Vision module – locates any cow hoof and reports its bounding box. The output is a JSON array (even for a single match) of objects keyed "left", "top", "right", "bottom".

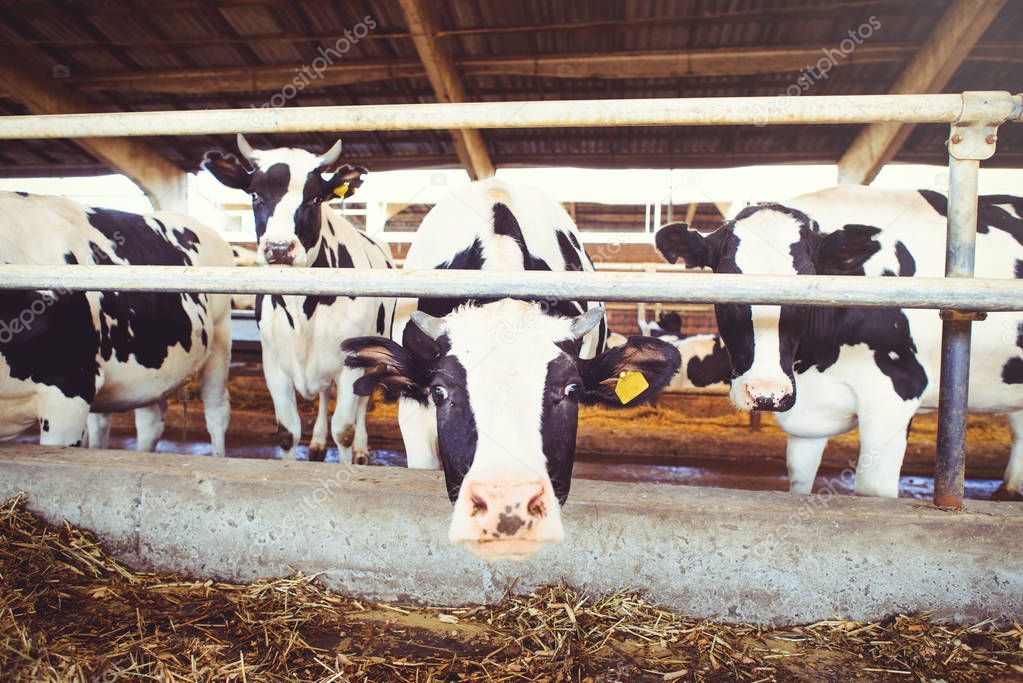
[
  {"left": 308, "top": 443, "right": 328, "bottom": 462},
  {"left": 992, "top": 484, "right": 1023, "bottom": 502},
  {"left": 353, "top": 450, "right": 370, "bottom": 466}
]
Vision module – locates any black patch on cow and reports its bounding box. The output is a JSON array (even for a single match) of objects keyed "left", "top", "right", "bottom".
[
  {"left": 82, "top": 210, "right": 206, "bottom": 369},
  {"left": 40, "top": 419, "right": 49, "bottom": 432},
  {"left": 919, "top": 189, "right": 948, "bottom": 217},
  {"left": 895, "top": 241, "right": 916, "bottom": 276},
  {"left": 432, "top": 355, "right": 479, "bottom": 503},
  {"left": 248, "top": 163, "right": 290, "bottom": 240},
  {"left": 15, "top": 191, "right": 27, "bottom": 197},
  {"left": 1015, "top": 260, "right": 1023, "bottom": 279},
  {"left": 302, "top": 240, "right": 355, "bottom": 318},
  {"left": 595, "top": 316, "right": 607, "bottom": 355},
  {"left": 0, "top": 289, "right": 99, "bottom": 401},
  {"left": 687, "top": 337, "right": 733, "bottom": 387},
  {"left": 814, "top": 224, "right": 881, "bottom": 276},
  {"left": 63, "top": 253, "right": 77, "bottom": 265},
  {"left": 540, "top": 352, "right": 582, "bottom": 504},
  {"left": 375, "top": 303, "right": 386, "bottom": 334},
  {"left": 265, "top": 295, "right": 294, "bottom": 328},
  {"left": 555, "top": 230, "right": 584, "bottom": 271},
  {"left": 568, "top": 231, "right": 582, "bottom": 250},
  {"left": 1002, "top": 358, "right": 1023, "bottom": 384},
  {"left": 493, "top": 203, "right": 551, "bottom": 270},
  {"left": 418, "top": 238, "right": 488, "bottom": 319},
  {"left": 652, "top": 312, "right": 683, "bottom": 338},
  {"left": 796, "top": 306, "right": 927, "bottom": 401}
]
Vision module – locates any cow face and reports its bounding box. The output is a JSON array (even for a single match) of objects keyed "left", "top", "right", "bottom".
[
  {"left": 202, "top": 134, "right": 366, "bottom": 266},
  {"left": 343, "top": 299, "right": 680, "bottom": 561},
  {"left": 656, "top": 207, "right": 879, "bottom": 412}
]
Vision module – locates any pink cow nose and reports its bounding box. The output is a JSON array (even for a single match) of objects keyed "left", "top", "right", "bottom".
[
  {"left": 466, "top": 479, "right": 549, "bottom": 540},
  {"left": 744, "top": 380, "right": 793, "bottom": 411},
  {"left": 263, "top": 239, "right": 297, "bottom": 265}
]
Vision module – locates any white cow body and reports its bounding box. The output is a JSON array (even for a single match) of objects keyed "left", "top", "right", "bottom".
[
  {"left": 657, "top": 185, "right": 1023, "bottom": 497},
  {"left": 0, "top": 191, "right": 233, "bottom": 454}
]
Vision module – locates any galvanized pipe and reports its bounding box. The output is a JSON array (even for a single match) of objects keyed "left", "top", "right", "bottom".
[
  {"left": 0, "top": 265, "right": 1021, "bottom": 310},
  {"left": 934, "top": 155, "right": 981, "bottom": 509},
  {"left": 0, "top": 93, "right": 1019, "bottom": 139}
]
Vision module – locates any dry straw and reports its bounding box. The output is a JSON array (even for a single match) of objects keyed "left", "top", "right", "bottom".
[{"left": 2, "top": 493, "right": 1021, "bottom": 682}]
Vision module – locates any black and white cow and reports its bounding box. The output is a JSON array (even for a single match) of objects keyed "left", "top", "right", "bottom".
[
  {"left": 656, "top": 185, "right": 1023, "bottom": 497},
  {"left": 342, "top": 179, "right": 680, "bottom": 560},
  {"left": 203, "top": 135, "right": 394, "bottom": 463},
  {"left": 662, "top": 333, "right": 731, "bottom": 392},
  {"left": 0, "top": 191, "right": 233, "bottom": 452}
]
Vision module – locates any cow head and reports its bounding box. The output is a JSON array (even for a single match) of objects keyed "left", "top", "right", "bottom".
[
  {"left": 343, "top": 299, "right": 680, "bottom": 561},
  {"left": 656, "top": 207, "right": 880, "bottom": 412},
  {"left": 202, "top": 134, "right": 366, "bottom": 266}
]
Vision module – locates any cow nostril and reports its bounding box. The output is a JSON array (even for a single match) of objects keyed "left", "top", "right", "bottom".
[
  {"left": 470, "top": 494, "right": 488, "bottom": 516},
  {"left": 527, "top": 491, "right": 547, "bottom": 519}
]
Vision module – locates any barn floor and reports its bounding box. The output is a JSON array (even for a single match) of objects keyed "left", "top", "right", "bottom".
[
  {"left": 98, "top": 371, "right": 1017, "bottom": 501},
  {"left": 3, "top": 493, "right": 1022, "bottom": 683}
]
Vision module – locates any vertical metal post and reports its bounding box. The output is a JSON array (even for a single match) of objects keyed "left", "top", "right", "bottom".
[
  {"left": 932, "top": 93, "right": 1012, "bottom": 508},
  {"left": 934, "top": 153, "right": 979, "bottom": 508}
]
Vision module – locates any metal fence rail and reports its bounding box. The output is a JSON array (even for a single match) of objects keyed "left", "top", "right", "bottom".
[
  {"left": 0, "top": 92, "right": 1019, "bottom": 138},
  {"left": 1, "top": 265, "right": 1020, "bottom": 310},
  {"left": 1, "top": 90, "right": 1022, "bottom": 509}
]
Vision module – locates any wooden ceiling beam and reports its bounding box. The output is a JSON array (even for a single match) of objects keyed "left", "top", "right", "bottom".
[
  {"left": 395, "top": 0, "right": 493, "bottom": 180},
  {"left": 0, "top": 46, "right": 188, "bottom": 210},
  {"left": 66, "top": 43, "right": 1019, "bottom": 95},
  {"left": 836, "top": 0, "right": 1007, "bottom": 185}
]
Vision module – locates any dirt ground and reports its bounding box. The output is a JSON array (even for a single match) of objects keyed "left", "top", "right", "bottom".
[{"left": 96, "top": 370, "right": 1018, "bottom": 501}]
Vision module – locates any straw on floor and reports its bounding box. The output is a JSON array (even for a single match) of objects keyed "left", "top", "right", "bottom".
[{"left": 1, "top": 493, "right": 1021, "bottom": 682}]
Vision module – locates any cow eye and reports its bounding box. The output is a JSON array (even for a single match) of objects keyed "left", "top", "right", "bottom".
[
  {"left": 311, "top": 195, "right": 323, "bottom": 205},
  {"left": 250, "top": 192, "right": 262, "bottom": 204},
  {"left": 431, "top": 385, "right": 449, "bottom": 403},
  {"left": 563, "top": 383, "right": 579, "bottom": 399}
]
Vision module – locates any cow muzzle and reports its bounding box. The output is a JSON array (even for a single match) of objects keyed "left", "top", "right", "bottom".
[
  {"left": 261, "top": 239, "right": 300, "bottom": 266},
  {"left": 449, "top": 477, "right": 564, "bottom": 561},
  {"left": 735, "top": 379, "right": 795, "bottom": 412}
]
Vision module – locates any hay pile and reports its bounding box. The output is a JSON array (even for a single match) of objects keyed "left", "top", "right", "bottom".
[{"left": 2, "top": 495, "right": 1021, "bottom": 682}]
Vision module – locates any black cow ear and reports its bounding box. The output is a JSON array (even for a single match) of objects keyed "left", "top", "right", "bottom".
[
  {"left": 324, "top": 165, "right": 368, "bottom": 201},
  {"left": 655, "top": 221, "right": 721, "bottom": 269},
  {"left": 202, "top": 151, "right": 252, "bottom": 191},
  {"left": 342, "top": 336, "right": 428, "bottom": 402},
  {"left": 815, "top": 224, "right": 882, "bottom": 275},
  {"left": 578, "top": 336, "right": 681, "bottom": 407}
]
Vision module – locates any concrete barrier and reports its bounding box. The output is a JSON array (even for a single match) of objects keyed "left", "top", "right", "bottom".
[{"left": 1, "top": 445, "right": 1021, "bottom": 625}]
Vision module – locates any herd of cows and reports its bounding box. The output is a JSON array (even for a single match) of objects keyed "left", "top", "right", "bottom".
[{"left": 1, "top": 134, "right": 1022, "bottom": 560}]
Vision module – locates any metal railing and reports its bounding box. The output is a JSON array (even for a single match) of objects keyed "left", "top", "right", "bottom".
[{"left": 1, "top": 90, "right": 1022, "bottom": 508}]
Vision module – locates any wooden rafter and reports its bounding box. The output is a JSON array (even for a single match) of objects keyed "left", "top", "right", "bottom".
[
  {"left": 395, "top": 0, "right": 494, "bottom": 180},
  {"left": 837, "top": 0, "right": 1007, "bottom": 185}
]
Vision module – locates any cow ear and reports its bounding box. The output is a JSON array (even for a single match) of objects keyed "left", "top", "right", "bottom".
[
  {"left": 655, "top": 221, "right": 720, "bottom": 269},
  {"left": 578, "top": 336, "right": 681, "bottom": 407},
  {"left": 342, "top": 336, "right": 428, "bottom": 402},
  {"left": 815, "top": 224, "right": 882, "bottom": 275},
  {"left": 324, "top": 165, "right": 368, "bottom": 201},
  {"left": 202, "top": 151, "right": 252, "bottom": 191}
]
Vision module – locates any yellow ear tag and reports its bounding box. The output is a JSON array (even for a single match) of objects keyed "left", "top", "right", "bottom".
[
  {"left": 614, "top": 371, "right": 649, "bottom": 405},
  {"left": 332, "top": 183, "right": 350, "bottom": 198}
]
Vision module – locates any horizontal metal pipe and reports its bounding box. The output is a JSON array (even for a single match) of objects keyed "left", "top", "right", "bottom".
[
  {"left": 391, "top": 259, "right": 697, "bottom": 273},
  {"left": 0, "top": 93, "right": 1020, "bottom": 139},
  {"left": 1, "top": 265, "right": 1021, "bottom": 310}
]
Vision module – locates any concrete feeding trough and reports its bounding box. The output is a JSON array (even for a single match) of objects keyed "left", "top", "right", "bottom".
[{"left": 1, "top": 445, "right": 1021, "bottom": 625}]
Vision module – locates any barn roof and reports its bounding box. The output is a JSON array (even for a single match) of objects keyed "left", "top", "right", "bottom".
[{"left": 0, "top": 0, "right": 1020, "bottom": 179}]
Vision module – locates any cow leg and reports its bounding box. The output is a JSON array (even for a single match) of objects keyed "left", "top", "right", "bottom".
[
  {"left": 398, "top": 396, "right": 440, "bottom": 469},
  {"left": 198, "top": 317, "right": 231, "bottom": 457},
  {"left": 786, "top": 436, "right": 828, "bottom": 494},
  {"left": 262, "top": 350, "right": 301, "bottom": 460},
  {"left": 86, "top": 413, "right": 112, "bottom": 449},
  {"left": 135, "top": 401, "right": 168, "bottom": 452},
  {"left": 331, "top": 366, "right": 364, "bottom": 465},
  {"left": 852, "top": 403, "right": 917, "bottom": 498},
  {"left": 38, "top": 394, "right": 90, "bottom": 448},
  {"left": 353, "top": 395, "right": 370, "bottom": 465},
  {"left": 308, "top": 389, "right": 331, "bottom": 462},
  {"left": 1004, "top": 410, "right": 1023, "bottom": 495}
]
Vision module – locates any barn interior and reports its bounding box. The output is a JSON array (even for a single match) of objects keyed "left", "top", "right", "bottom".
[
  {"left": 2, "top": 4, "right": 1023, "bottom": 677},
  {"left": 1, "top": 0, "right": 1021, "bottom": 496}
]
